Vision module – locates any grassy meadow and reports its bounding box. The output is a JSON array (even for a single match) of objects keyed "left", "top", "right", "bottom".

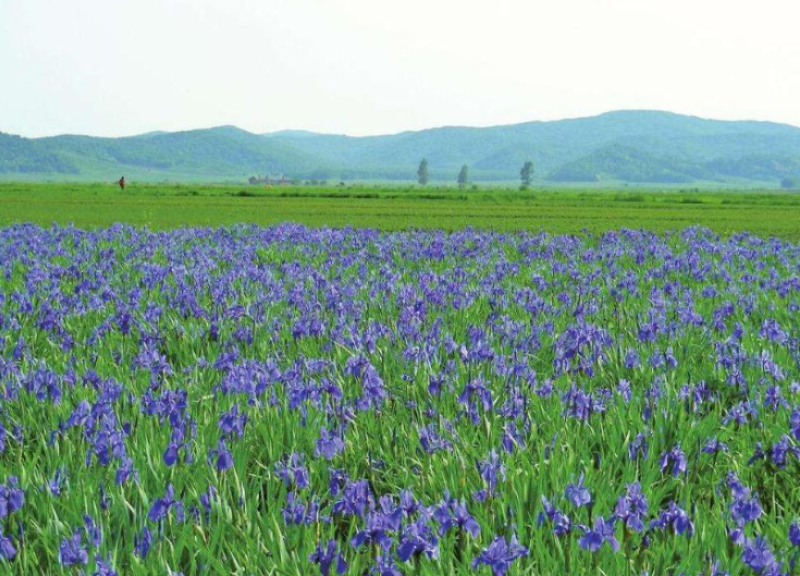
[
  {"left": 0, "top": 182, "right": 799, "bottom": 575},
  {"left": 0, "top": 224, "right": 799, "bottom": 575},
  {"left": 0, "top": 182, "right": 798, "bottom": 238}
]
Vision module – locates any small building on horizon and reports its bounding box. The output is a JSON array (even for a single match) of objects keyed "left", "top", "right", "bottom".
[{"left": 248, "top": 174, "right": 293, "bottom": 186}]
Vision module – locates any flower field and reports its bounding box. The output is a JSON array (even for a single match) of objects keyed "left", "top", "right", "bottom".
[{"left": 1, "top": 223, "right": 799, "bottom": 575}]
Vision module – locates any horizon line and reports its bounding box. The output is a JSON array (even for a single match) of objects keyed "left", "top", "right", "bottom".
[{"left": 4, "top": 108, "right": 800, "bottom": 141}]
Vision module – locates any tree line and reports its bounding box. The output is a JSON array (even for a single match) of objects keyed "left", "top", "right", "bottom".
[{"left": 417, "top": 159, "right": 535, "bottom": 190}]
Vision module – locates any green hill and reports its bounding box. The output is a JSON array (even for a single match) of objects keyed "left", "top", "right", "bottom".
[
  {"left": 1, "top": 126, "right": 327, "bottom": 181},
  {"left": 264, "top": 110, "right": 800, "bottom": 183},
  {"left": 547, "top": 145, "right": 710, "bottom": 184},
  {"left": 0, "top": 133, "right": 80, "bottom": 174},
  {"left": 4, "top": 111, "right": 800, "bottom": 184}
]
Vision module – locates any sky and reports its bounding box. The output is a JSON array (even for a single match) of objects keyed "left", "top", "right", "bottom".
[{"left": 1, "top": 0, "right": 800, "bottom": 138}]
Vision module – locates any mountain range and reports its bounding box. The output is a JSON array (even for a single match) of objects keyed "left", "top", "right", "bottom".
[{"left": 3, "top": 110, "right": 800, "bottom": 185}]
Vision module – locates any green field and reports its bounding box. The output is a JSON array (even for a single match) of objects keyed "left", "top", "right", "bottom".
[{"left": 0, "top": 182, "right": 799, "bottom": 238}]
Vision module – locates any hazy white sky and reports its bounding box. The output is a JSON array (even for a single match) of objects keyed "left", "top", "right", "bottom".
[{"left": 2, "top": 0, "right": 799, "bottom": 138}]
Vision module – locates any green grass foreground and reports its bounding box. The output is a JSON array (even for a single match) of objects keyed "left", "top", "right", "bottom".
[{"left": 0, "top": 183, "right": 798, "bottom": 238}]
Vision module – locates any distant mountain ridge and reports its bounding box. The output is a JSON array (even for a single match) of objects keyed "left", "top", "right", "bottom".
[{"left": 3, "top": 111, "right": 800, "bottom": 185}]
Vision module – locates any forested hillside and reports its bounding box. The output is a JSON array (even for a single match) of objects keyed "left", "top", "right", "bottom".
[{"left": 3, "top": 111, "right": 800, "bottom": 184}]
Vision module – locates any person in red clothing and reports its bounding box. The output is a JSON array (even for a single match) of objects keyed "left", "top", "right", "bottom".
[{"left": 117, "top": 176, "right": 126, "bottom": 190}]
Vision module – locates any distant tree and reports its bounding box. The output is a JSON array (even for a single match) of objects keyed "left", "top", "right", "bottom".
[
  {"left": 520, "top": 160, "right": 534, "bottom": 190},
  {"left": 248, "top": 176, "right": 258, "bottom": 185},
  {"left": 417, "top": 159, "right": 430, "bottom": 186},
  {"left": 457, "top": 164, "right": 469, "bottom": 189},
  {"left": 780, "top": 177, "right": 797, "bottom": 190}
]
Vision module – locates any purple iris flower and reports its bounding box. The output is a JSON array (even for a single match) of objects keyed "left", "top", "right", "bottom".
[
  {"left": 702, "top": 437, "right": 728, "bottom": 455},
  {"left": 83, "top": 514, "right": 102, "bottom": 547},
  {"left": 565, "top": 474, "right": 592, "bottom": 509},
  {"left": 741, "top": 537, "right": 777, "bottom": 573},
  {"left": 725, "top": 472, "right": 751, "bottom": 501},
  {"left": 475, "top": 450, "right": 505, "bottom": 501},
  {"left": 615, "top": 482, "right": 648, "bottom": 532},
  {"left": 208, "top": 439, "right": 234, "bottom": 471},
  {"left": 501, "top": 422, "right": 526, "bottom": 453},
  {"left": 472, "top": 534, "right": 528, "bottom": 576},
  {"left": 791, "top": 409, "right": 800, "bottom": 440},
  {"left": 459, "top": 377, "right": 493, "bottom": 423},
  {"left": 397, "top": 516, "right": 439, "bottom": 562},
  {"left": 624, "top": 349, "right": 640, "bottom": 369},
  {"left": 308, "top": 540, "right": 347, "bottom": 576},
  {"left": 578, "top": 516, "right": 619, "bottom": 553},
  {"left": 275, "top": 453, "right": 309, "bottom": 490},
  {"left": 763, "top": 386, "right": 787, "bottom": 412},
  {"left": 59, "top": 530, "right": 89, "bottom": 566},
  {"left": 218, "top": 404, "right": 247, "bottom": 438},
  {"left": 0, "top": 531, "right": 16, "bottom": 560},
  {"left": 115, "top": 456, "right": 138, "bottom": 485},
  {"left": 350, "top": 510, "right": 397, "bottom": 550},
  {"left": 332, "top": 480, "right": 372, "bottom": 519},
  {"left": 0, "top": 478, "right": 24, "bottom": 518},
  {"left": 789, "top": 523, "right": 800, "bottom": 547},
  {"left": 771, "top": 435, "right": 799, "bottom": 468},
  {"left": 628, "top": 433, "right": 649, "bottom": 461},
  {"left": 617, "top": 379, "right": 632, "bottom": 402},
  {"left": 650, "top": 502, "right": 693, "bottom": 537},
  {"left": 539, "top": 496, "right": 571, "bottom": 536},
  {"left": 397, "top": 490, "right": 420, "bottom": 517},
  {"left": 418, "top": 424, "right": 452, "bottom": 454},
  {"left": 659, "top": 445, "right": 687, "bottom": 477},
  {"left": 48, "top": 468, "right": 65, "bottom": 496},
  {"left": 133, "top": 526, "right": 152, "bottom": 559},
  {"left": 730, "top": 496, "right": 762, "bottom": 526},
  {"left": 435, "top": 495, "right": 481, "bottom": 538},
  {"left": 371, "top": 552, "right": 402, "bottom": 576},
  {"left": 92, "top": 554, "right": 118, "bottom": 576},
  {"left": 148, "top": 484, "right": 177, "bottom": 523},
  {"left": 315, "top": 427, "right": 345, "bottom": 460},
  {"left": 283, "top": 491, "right": 326, "bottom": 526}
]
